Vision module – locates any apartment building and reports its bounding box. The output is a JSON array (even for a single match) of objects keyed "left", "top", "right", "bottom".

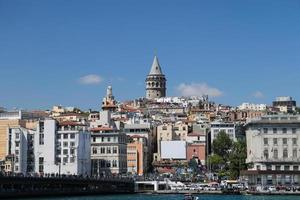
[{"left": 241, "top": 115, "right": 300, "bottom": 186}]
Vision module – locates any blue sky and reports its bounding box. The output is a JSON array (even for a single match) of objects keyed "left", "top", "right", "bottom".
[{"left": 0, "top": 0, "right": 299, "bottom": 110}]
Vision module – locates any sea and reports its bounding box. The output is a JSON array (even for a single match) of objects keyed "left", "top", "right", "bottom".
[{"left": 22, "top": 194, "right": 300, "bottom": 200}]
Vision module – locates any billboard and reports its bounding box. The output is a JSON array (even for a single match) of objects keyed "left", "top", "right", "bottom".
[{"left": 161, "top": 141, "right": 186, "bottom": 160}]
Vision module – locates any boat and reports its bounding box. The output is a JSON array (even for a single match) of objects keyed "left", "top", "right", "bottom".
[{"left": 184, "top": 193, "right": 199, "bottom": 200}]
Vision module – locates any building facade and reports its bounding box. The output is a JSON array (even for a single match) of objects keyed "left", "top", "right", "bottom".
[
  {"left": 34, "top": 119, "right": 91, "bottom": 176},
  {"left": 242, "top": 115, "right": 300, "bottom": 186}
]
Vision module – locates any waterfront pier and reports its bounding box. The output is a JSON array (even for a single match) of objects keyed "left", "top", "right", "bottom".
[{"left": 0, "top": 175, "right": 135, "bottom": 198}]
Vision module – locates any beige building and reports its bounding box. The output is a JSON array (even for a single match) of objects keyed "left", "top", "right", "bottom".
[{"left": 155, "top": 122, "right": 188, "bottom": 161}]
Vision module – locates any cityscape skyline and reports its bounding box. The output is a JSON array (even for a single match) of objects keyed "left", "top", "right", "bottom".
[{"left": 1, "top": 0, "right": 300, "bottom": 110}]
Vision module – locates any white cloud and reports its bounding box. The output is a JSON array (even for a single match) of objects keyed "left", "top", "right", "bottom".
[
  {"left": 79, "top": 74, "right": 103, "bottom": 85},
  {"left": 253, "top": 91, "right": 264, "bottom": 98},
  {"left": 176, "top": 83, "right": 223, "bottom": 97}
]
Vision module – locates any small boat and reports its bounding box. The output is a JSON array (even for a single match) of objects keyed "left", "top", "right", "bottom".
[{"left": 184, "top": 193, "right": 199, "bottom": 200}]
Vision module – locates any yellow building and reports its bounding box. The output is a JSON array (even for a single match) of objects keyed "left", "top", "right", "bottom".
[{"left": 0, "top": 119, "right": 24, "bottom": 160}]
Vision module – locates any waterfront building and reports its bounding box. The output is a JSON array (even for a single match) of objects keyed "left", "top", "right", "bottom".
[
  {"left": 34, "top": 119, "right": 91, "bottom": 175},
  {"left": 145, "top": 56, "right": 166, "bottom": 99},
  {"left": 127, "top": 136, "right": 146, "bottom": 175},
  {"left": 6, "top": 127, "right": 35, "bottom": 174},
  {"left": 272, "top": 96, "right": 296, "bottom": 113},
  {"left": 90, "top": 127, "right": 127, "bottom": 175},
  {"left": 210, "top": 121, "right": 236, "bottom": 144},
  {"left": 241, "top": 115, "right": 300, "bottom": 186},
  {"left": 0, "top": 110, "right": 42, "bottom": 161}
]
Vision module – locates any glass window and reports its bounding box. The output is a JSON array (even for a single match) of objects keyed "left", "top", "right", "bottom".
[
  {"left": 63, "top": 134, "right": 68, "bottom": 139},
  {"left": 273, "top": 128, "right": 277, "bottom": 133},
  {"left": 264, "top": 149, "right": 269, "bottom": 159},
  {"left": 113, "top": 147, "right": 117, "bottom": 154},
  {"left": 63, "top": 142, "right": 68, "bottom": 147},
  {"left": 70, "top": 142, "right": 75, "bottom": 147},
  {"left": 293, "top": 138, "right": 297, "bottom": 145},
  {"left": 264, "top": 138, "right": 268, "bottom": 145},
  {"left": 292, "top": 128, "right": 297, "bottom": 134},
  {"left": 273, "top": 149, "right": 278, "bottom": 159},
  {"left": 107, "top": 147, "right": 111, "bottom": 154},
  {"left": 263, "top": 128, "right": 268, "bottom": 133},
  {"left": 63, "top": 157, "right": 68, "bottom": 163},
  {"left": 275, "top": 165, "right": 281, "bottom": 171},
  {"left": 282, "top": 128, "right": 287, "bottom": 134},
  {"left": 70, "top": 157, "right": 75, "bottom": 163},
  {"left": 273, "top": 138, "right": 278, "bottom": 145},
  {"left": 293, "top": 166, "right": 299, "bottom": 171},
  {"left": 266, "top": 164, "right": 272, "bottom": 170},
  {"left": 283, "top": 149, "right": 288, "bottom": 158},
  {"left": 284, "top": 165, "right": 290, "bottom": 171},
  {"left": 283, "top": 138, "right": 287, "bottom": 145},
  {"left": 293, "top": 149, "right": 297, "bottom": 158},
  {"left": 63, "top": 149, "right": 68, "bottom": 155},
  {"left": 70, "top": 133, "right": 75, "bottom": 139},
  {"left": 100, "top": 147, "right": 105, "bottom": 154}
]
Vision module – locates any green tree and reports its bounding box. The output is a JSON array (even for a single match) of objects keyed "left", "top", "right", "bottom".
[
  {"left": 208, "top": 154, "right": 225, "bottom": 172},
  {"left": 212, "top": 130, "right": 233, "bottom": 160},
  {"left": 228, "top": 140, "right": 247, "bottom": 179}
]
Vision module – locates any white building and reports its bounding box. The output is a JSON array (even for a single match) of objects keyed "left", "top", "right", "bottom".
[
  {"left": 34, "top": 119, "right": 91, "bottom": 175},
  {"left": 242, "top": 115, "right": 300, "bottom": 186},
  {"left": 238, "top": 103, "right": 267, "bottom": 111},
  {"left": 7, "top": 127, "right": 35, "bottom": 174},
  {"left": 210, "top": 121, "right": 236, "bottom": 144}
]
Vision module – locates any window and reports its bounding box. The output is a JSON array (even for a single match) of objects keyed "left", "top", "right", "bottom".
[
  {"left": 63, "top": 134, "right": 68, "bottom": 139},
  {"left": 15, "top": 142, "right": 20, "bottom": 147},
  {"left": 112, "top": 160, "right": 117, "bottom": 167},
  {"left": 293, "top": 149, "right": 297, "bottom": 158},
  {"left": 70, "top": 142, "right": 75, "bottom": 147},
  {"left": 273, "top": 128, "right": 277, "bottom": 134},
  {"left": 70, "top": 149, "right": 75, "bottom": 155},
  {"left": 283, "top": 138, "right": 287, "bottom": 145},
  {"left": 266, "top": 164, "right": 272, "bottom": 170},
  {"left": 183, "top": 127, "right": 186, "bottom": 131},
  {"left": 15, "top": 150, "right": 19, "bottom": 155},
  {"left": 292, "top": 128, "right": 297, "bottom": 134},
  {"left": 293, "top": 138, "right": 297, "bottom": 145},
  {"left": 63, "top": 142, "right": 68, "bottom": 147},
  {"left": 283, "top": 149, "right": 288, "bottom": 158},
  {"left": 264, "top": 149, "right": 269, "bottom": 159},
  {"left": 282, "top": 128, "right": 287, "bottom": 134},
  {"left": 39, "top": 133, "right": 44, "bottom": 145},
  {"left": 256, "top": 165, "right": 261, "bottom": 170},
  {"left": 273, "top": 138, "right": 278, "bottom": 145},
  {"left": 108, "top": 137, "right": 111, "bottom": 142},
  {"left": 70, "top": 133, "right": 75, "bottom": 139},
  {"left": 284, "top": 166, "right": 290, "bottom": 171},
  {"left": 162, "top": 126, "right": 167, "bottom": 130},
  {"left": 63, "top": 149, "right": 68, "bottom": 155},
  {"left": 275, "top": 165, "right": 281, "bottom": 171},
  {"left": 293, "top": 166, "right": 299, "bottom": 171},
  {"left": 70, "top": 157, "right": 75, "bottom": 163},
  {"left": 93, "top": 137, "right": 96, "bottom": 142},
  {"left": 100, "top": 147, "right": 105, "bottom": 154},
  {"left": 106, "top": 161, "right": 111, "bottom": 168},
  {"left": 113, "top": 147, "right": 117, "bottom": 154},
  {"left": 93, "top": 147, "right": 97, "bottom": 154},
  {"left": 264, "top": 138, "right": 268, "bottom": 145},
  {"left": 63, "top": 157, "right": 68, "bottom": 163},
  {"left": 273, "top": 149, "right": 278, "bottom": 159},
  {"left": 107, "top": 147, "right": 111, "bottom": 154},
  {"left": 263, "top": 128, "right": 268, "bottom": 133}
]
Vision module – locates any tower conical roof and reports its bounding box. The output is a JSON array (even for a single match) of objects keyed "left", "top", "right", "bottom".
[{"left": 149, "top": 56, "right": 163, "bottom": 75}]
